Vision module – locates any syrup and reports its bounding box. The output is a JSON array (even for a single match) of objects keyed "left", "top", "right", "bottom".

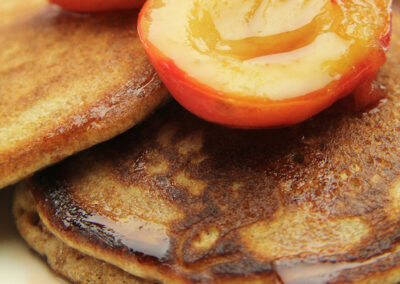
[
  {"left": 275, "top": 253, "right": 390, "bottom": 284},
  {"left": 83, "top": 214, "right": 170, "bottom": 259}
]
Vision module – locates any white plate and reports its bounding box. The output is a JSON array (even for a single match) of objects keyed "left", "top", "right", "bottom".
[{"left": 0, "top": 187, "right": 64, "bottom": 284}]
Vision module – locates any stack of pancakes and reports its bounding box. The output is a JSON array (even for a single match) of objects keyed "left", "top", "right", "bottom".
[{"left": 3, "top": 0, "right": 400, "bottom": 283}]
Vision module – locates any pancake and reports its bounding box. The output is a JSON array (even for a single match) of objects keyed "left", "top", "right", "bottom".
[
  {"left": 0, "top": 0, "right": 169, "bottom": 189},
  {"left": 0, "top": 0, "right": 46, "bottom": 27},
  {"left": 14, "top": 3, "right": 400, "bottom": 284},
  {"left": 14, "top": 187, "right": 146, "bottom": 284}
]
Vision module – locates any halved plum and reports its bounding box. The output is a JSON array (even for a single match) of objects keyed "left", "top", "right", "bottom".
[{"left": 138, "top": 0, "right": 392, "bottom": 128}]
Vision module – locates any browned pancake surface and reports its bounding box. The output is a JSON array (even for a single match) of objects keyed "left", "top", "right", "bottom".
[
  {"left": 0, "top": 1, "right": 168, "bottom": 189},
  {"left": 22, "top": 3, "right": 400, "bottom": 284},
  {"left": 13, "top": 186, "right": 146, "bottom": 284}
]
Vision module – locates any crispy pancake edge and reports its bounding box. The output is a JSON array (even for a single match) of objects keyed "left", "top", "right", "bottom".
[
  {"left": 14, "top": 2, "right": 400, "bottom": 284},
  {"left": 0, "top": 4, "right": 169, "bottom": 189},
  {"left": 13, "top": 186, "right": 147, "bottom": 284}
]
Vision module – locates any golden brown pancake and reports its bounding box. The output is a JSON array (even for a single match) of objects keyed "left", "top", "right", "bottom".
[
  {"left": 0, "top": 0, "right": 46, "bottom": 27},
  {"left": 0, "top": 0, "right": 169, "bottom": 189},
  {"left": 14, "top": 3, "right": 400, "bottom": 284},
  {"left": 14, "top": 187, "right": 146, "bottom": 284}
]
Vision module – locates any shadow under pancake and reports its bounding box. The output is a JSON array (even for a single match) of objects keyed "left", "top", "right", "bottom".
[
  {"left": 0, "top": 187, "right": 65, "bottom": 283},
  {"left": 0, "top": 187, "right": 18, "bottom": 241}
]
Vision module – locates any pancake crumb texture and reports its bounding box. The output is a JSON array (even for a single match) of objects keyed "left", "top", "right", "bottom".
[
  {"left": 0, "top": 0, "right": 168, "bottom": 189},
  {"left": 13, "top": 186, "right": 146, "bottom": 284},
  {"left": 12, "top": 2, "right": 400, "bottom": 284}
]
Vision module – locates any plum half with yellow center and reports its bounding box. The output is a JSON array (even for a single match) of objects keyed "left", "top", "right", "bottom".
[{"left": 139, "top": 0, "right": 392, "bottom": 128}]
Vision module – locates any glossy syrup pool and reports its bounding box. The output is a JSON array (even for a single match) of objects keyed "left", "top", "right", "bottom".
[
  {"left": 275, "top": 253, "right": 391, "bottom": 284},
  {"left": 82, "top": 213, "right": 170, "bottom": 259}
]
